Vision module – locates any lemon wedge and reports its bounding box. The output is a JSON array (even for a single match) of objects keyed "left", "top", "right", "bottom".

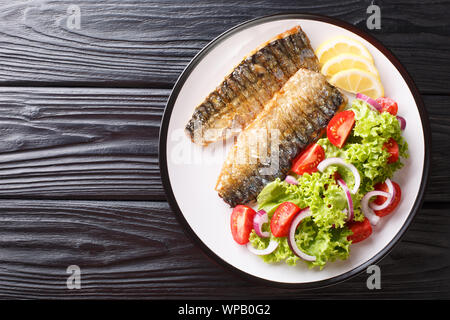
[
  {"left": 321, "top": 53, "right": 379, "bottom": 78},
  {"left": 315, "top": 36, "right": 374, "bottom": 65},
  {"left": 329, "top": 68, "right": 384, "bottom": 99}
]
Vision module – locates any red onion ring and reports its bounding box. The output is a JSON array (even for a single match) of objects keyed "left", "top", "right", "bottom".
[
  {"left": 361, "top": 191, "right": 390, "bottom": 225},
  {"left": 356, "top": 93, "right": 382, "bottom": 112},
  {"left": 396, "top": 116, "right": 406, "bottom": 130},
  {"left": 284, "top": 175, "right": 298, "bottom": 185},
  {"left": 287, "top": 208, "right": 316, "bottom": 262},
  {"left": 337, "top": 178, "right": 354, "bottom": 221},
  {"left": 317, "top": 157, "right": 360, "bottom": 194},
  {"left": 246, "top": 239, "right": 278, "bottom": 256},
  {"left": 369, "top": 178, "right": 395, "bottom": 211},
  {"left": 253, "top": 210, "right": 270, "bottom": 238}
]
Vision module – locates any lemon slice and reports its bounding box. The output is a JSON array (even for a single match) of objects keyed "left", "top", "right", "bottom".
[
  {"left": 321, "top": 53, "right": 379, "bottom": 78},
  {"left": 315, "top": 36, "right": 373, "bottom": 65},
  {"left": 329, "top": 68, "right": 384, "bottom": 99}
]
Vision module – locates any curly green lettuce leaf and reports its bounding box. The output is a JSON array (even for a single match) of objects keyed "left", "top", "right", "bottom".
[
  {"left": 257, "top": 176, "right": 362, "bottom": 229},
  {"left": 249, "top": 217, "right": 352, "bottom": 269},
  {"left": 249, "top": 231, "right": 299, "bottom": 266},
  {"left": 317, "top": 100, "right": 408, "bottom": 194}
]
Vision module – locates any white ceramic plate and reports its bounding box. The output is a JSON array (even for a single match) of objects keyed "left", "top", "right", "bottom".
[{"left": 159, "top": 14, "right": 431, "bottom": 288}]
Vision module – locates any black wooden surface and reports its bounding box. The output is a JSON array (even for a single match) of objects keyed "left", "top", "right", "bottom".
[{"left": 0, "top": 0, "right": 448, "bottom": 299}]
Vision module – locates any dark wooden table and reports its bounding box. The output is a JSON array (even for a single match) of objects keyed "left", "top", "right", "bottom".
[{"left": 0, "top": 0, "right": 448, "bottom": 299}]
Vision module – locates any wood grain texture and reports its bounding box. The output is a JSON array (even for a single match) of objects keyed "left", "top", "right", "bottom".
[
  {"left": 0, "top": 200, "right": 447, "bottom": 299},
  {"left": 0, "top": 87, "right": 167, "bottom": 200},
  {"left": 0, "top": 87, "right": 445, "bottom": 201},
  {"left": 0, "top": 0, "right": 447, "bottom": 300},
  {"left": 426, "top": 95, "right": 450, "bottom": 201},
  {"left": 0, "top": 0, "right": 447, "bottom": 93}
]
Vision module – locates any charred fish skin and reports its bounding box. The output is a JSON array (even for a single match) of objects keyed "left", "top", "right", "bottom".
[
  {"left": 185, "top": 26, "right": 320, "bottom": 146},
  {"left": 216, "top": 69, "right": 345, "bottom": 207}
]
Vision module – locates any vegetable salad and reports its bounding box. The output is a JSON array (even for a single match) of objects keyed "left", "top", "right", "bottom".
[{"left": 231, "top": 97, "right": 408, "bottom": 269}]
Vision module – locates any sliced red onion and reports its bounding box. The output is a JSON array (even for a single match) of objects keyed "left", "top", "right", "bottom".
[
  {"left": 287, "top": 208, "right": 316, "bottom": 262},
  {"left": 284, "top": 175, "right": 298, "bottom": 185},
  {"left": 337, "top": 178, "right": 354, "bottom": 221},
  {"left": 253, "top": 210, "right": 270, "bottom": 238},
  {"left": 361, "top": 191, "right": 390, "bottom": 225},
  {"left": 317, "top": 158, "right": 360, "bottom": 194},
  {"left": 246, "top": 239, "right": 278, "bottom": 256},
  {"left": 369, "top": 178, "right": 395, "bottom": 211},
  {"left": 396, "top": 116, "right": 406, "bottom": 130},
  {"left": 356, "top": 93, "right": 382, "bottom": 112}
]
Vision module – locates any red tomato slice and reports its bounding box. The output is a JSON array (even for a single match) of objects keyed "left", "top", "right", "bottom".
[
  {"left": 327, "top": 110, "right": 355, "bottom": 148},
  {"left": 230, "top": 205, "right": 256, "bottom": 245},
  {"left": 376, "top": 97, "right": 398, "bottom": 116},
  {"left": 383, "top": 138, "right": 399, "bottom": 163},
  {"left": 270, "top": 202, "right": 301, "bottom": 237},
  {"left": 291, "top": 143, "right": 325, "bottom": 175},
  {"left": 347, "top": 217, "right": 372, "bottom": 243},
  {"left": 373, "top": 181, "right": 402, "bottom": 217}
]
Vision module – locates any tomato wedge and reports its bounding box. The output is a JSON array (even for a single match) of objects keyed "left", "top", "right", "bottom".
[
  {"left": 383, "top": 138, "right": 399, "bottom": 163},
  {"left": 327, "top": 110, "right": 355, "bottom": 148},
  {"left": 373, "top": 181, "right": 402, "bottom": 217},
  {"left": 291, "top": 143, "right": 325, "bottom": 175},
  {"left": 347, "top": 217, "right": 372, "bottom": 243},
  {"left": 230, "top": 205, "right": 256, "bottom": 245},
  {"left": 270, "top": 202, "right": 301, "bottom": 237},
  {"left": 376, "top": 97, "right": 398, "bottom": 115}
]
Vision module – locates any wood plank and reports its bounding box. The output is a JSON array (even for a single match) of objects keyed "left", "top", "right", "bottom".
[
  {"left": 0, "top": 200, "right": 447, "bottom": 299},
  {"left": 0, "top": 87, "right": 445, "bottom": 201},
  {"left": 0, "top": 87, "right": 167, "bottom": 200},
  {"left": 0, "top": 0, "right": 448, "bottom": 93},
  {"left": 426, "top": 95, "right": 450, "bottom": 201}
]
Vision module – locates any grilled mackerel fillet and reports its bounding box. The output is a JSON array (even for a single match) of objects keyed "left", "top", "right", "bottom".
[
  {"left": 215, "top": 69, "right": 345, "bottom": 207},
  {"left": 185, "top": 26, "right": 319, "bottom": 145}
]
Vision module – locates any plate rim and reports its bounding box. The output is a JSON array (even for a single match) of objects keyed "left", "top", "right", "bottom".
[{"left": 158, "top": 13, "right": 432, "bottom": 289}]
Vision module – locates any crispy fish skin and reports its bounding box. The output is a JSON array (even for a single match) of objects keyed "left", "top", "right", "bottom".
[
  {"left": 215, "top": 69, "right": 346, "bottom": 207},
  {"left": 185, "top": 26, "right": 320, "bottom": 146}
]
